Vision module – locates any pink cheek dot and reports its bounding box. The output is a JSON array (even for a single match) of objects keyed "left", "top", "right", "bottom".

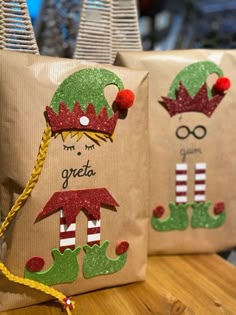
[{"left": 153, "top": 206, "right": 165, "bottom": 218}]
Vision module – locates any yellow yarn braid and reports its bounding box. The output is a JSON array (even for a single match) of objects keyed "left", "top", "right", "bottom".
[
  {"left": 0, "top": 125, "right": 51, "bottom": 237},
  {"left": 0, "top": 263, "right": 74, "bottom": 315},
  {"left": 0, "top": 125, "right": 75, "bottom": 313}
]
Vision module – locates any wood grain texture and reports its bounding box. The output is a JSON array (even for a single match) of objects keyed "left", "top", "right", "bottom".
[{"left": 1, "top": 254, "right": 236, "bottom": 315}]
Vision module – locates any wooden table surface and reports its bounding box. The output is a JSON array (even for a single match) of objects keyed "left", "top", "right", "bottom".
[{"left": 1, "top": 254, "right": 236, "bottom": 315}]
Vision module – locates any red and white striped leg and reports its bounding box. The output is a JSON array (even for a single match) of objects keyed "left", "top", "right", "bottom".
[
  {"left": 87, "top": 214, "right": 101, "bottom": 247},
  {"left": 194, "top": 163, "right": 206, "bottom": 203},
  {"left": 59, "top": 209, "right": 76, "bottom": 253},
  {"left": 176, "top": 163, "right": 188, "bottom": 205}
]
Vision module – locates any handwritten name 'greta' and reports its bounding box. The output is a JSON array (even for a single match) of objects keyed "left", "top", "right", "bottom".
[
  {"left": 61, "top": 160, "right": 96, "bottom": 189},
  {"left": 180, "top": 148, "right": 202, "bottom": 162}
]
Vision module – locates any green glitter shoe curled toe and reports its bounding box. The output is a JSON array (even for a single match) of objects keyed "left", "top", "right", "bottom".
[
  {"left": 82, "top": 240, "right": 128, "bottom": 278},
  {"left": 24, "top": 246, "right": 81, "bottom": 285},
  {"left": 151, "top": 202, "right": 190, "bottom": 232},
  {"left": 191, "top": 201, "right": 226, "bottom": 229}
]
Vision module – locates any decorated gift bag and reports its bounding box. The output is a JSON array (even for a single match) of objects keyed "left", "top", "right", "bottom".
[
  {"left": 0, "top": 50, "right": 149, "bottom": 312},
  {"left": 0, "top": 1, "right": 149, "bottom": 313},
  {"left": 116, "top": 49, "right": 236, "bottom": 255}
]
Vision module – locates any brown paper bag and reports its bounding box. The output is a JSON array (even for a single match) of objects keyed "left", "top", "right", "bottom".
[
  {"left": 116, "top": 49, "right": 236, "bottom": 255},
  {"left": 0, "top": 50, "right": 149, "bottom": 312}
]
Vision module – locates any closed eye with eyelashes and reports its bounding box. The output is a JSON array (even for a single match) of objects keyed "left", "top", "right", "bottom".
[
  {"left": 63, "top": 145, "right": 75, "bottom": 151},
  {"left": 85, "top": 144, "right": 95, "bottom": 150}
]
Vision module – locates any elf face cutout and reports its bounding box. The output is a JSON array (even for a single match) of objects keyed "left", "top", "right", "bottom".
[
  {"left": 152, "top": 61, "right": 230, "bottom": 232},
  {"left": 24, "top": 68, "right": 134, "bottom": 288}
]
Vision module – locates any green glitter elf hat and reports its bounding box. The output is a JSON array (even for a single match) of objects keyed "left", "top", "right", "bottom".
[
  {"left": 161, "top": 61, "right": 231, "bottom": 117},
  {"left": 46, "top": 68, "right": 135, "bottom": 136}
]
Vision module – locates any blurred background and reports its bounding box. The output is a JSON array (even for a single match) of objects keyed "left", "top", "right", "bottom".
[
  {"left": 139, "top": 0, "right": 236, "bottom": 50},
  {"left": 27, "top": 0, "right": 236, "bottom": 57}
]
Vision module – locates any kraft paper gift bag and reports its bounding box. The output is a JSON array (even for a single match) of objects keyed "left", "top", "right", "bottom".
[
  {"left": 0, "top": 50, "right": 149, "bottom": 312},
  {"left": 116, "top": 49, "right": 236, "bottom": 255}
]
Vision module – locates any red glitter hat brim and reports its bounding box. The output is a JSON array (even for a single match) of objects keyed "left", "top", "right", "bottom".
[
  {"left": 45, "top": 102, "right": 118, "bottom": 135},
  {"left": 161, "top": 83, "right": 225, "bottom": 117}
]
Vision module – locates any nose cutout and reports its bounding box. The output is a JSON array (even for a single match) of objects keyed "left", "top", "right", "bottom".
[{"left": 77, "top": 152, "right": 81, "bottom": 156}]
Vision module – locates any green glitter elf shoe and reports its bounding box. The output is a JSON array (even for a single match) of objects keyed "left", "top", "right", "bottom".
[
  {"left": 151, "top": 202, "right": 190, "bottom": 232},
  {"left": 82, "top": 240, "right": 128, "bottom": 278},
  {"left": 24, "top": 246, "right": 81, "bottom": 285},
  {"left": 191, "top": 201, "right": 226, "bottom": 229}
]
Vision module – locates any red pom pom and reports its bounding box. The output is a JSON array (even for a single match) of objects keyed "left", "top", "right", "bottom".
[
  {"left": 214, "top": 77, "right": 231, "bottom": 92},
  {"left": 25, "top": 256, "right": 45, "bottom": 272},
  {"left": 153, "top": 206, "right": 165, "bottom": 218},
  {"left": 116, "top": 241, "right": 129, "bottom": 255},
  {"left": 115, "top": 89, "right": 135, "bottom": 110},
  {"left": 214, "top": 201, "right": 225, "bottom": 215},
  {"left": 63, "top": 297, "right": 74, "bottom": 310}
]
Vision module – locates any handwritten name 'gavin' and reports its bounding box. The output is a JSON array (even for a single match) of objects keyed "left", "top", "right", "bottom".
[{"left": 180, "top": 148, "right": 202, "bottom": 163}]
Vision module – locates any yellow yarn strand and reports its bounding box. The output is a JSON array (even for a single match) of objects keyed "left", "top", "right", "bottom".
[
  {"left": 0, "top": 263, "right": 74, "bottom": 315},
  {"left": 0, "top": 125, "right": 52, "bottom": 237},
  {"left": 0, "top": 124, "right": 76, "bottom": 313}
]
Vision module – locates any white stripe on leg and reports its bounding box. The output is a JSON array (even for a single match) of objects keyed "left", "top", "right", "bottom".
[{"left": 176, "top": 163, "right": 188, "bottom": 204}]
